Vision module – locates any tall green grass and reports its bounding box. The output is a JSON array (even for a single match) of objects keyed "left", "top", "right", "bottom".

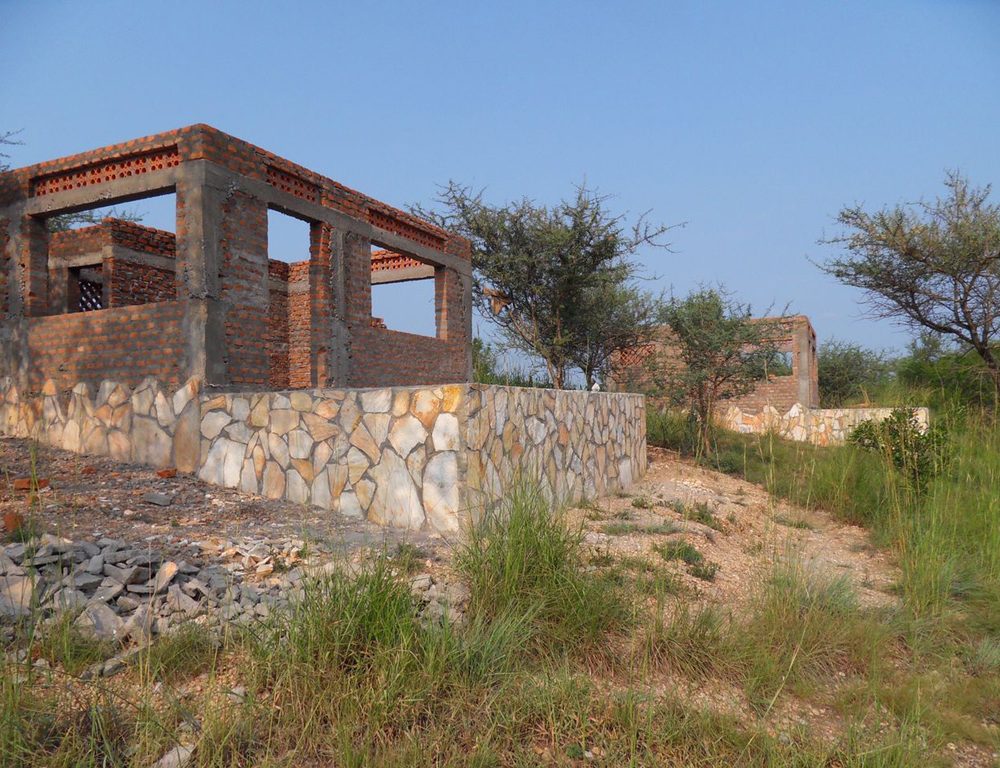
[
  {"left": 0, "top": 479, "right": 964, "bottom": 766},
  {"left": 457, "top": 481, "right": 630, "bottom": 653},
  {"left": 648, "top": 404, "right": 1000, "bottom": 630},
  {"left": 640, "top": 558, "right": 893, "bottom": 712}
]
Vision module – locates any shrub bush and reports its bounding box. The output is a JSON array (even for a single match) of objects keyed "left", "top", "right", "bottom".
[{"left": 848, "top": 408, "right": 949, "bottom": 491}]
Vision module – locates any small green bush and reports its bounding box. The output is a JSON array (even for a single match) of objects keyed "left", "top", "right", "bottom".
[
  {"left": 848, "top": 408, "right": 949, "bottom": 490},
  {"left": 654, "top": 541, "right": 703, "bottom": 566}
]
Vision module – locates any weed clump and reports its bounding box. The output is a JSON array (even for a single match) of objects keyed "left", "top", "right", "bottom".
[{"left": 458, "top": 483, "right": 629, "bottom": 652}]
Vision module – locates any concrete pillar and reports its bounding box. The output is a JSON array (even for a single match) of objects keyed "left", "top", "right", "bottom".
[
  {"left": 175, "top": 165, "right": 227, "bottom": 387},
  {"left": 326, "top": 229, "right": 350, "bottom": 387},
  {"left": 14, "top": 213, "right": 49, "bottom": 318},
  {"left": 342, "top": 232, "right": 372, "bottom": 385},
  {"left": 795, "top": 321, "right": 818, "bottom": 408}
]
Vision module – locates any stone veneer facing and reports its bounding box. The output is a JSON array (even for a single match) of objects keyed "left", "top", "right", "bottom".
[
  {"left": 720, "top": 402, "right": 931, "bottom": 446},
  {"left": 0, "top": 377, "right": 646, "bottom": 532}
]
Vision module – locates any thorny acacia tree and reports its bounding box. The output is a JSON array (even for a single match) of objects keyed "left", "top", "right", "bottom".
[
  {"left": 819, "top": 172, "right": 1000, "bottom": 393},
  {"left": 413, "top": 182, "right": 672, "bottom": 388},
  {"left": 569, "top": 283, "right": 660, "bottom": 389},
  {"left": 0, "top": 130, "right": 20, "bottom": 172},
  {"left": 648, "top": 287, "right": 784, "bottom": 455}
]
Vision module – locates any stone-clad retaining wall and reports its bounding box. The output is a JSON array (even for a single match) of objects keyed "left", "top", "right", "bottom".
[
  {"left": 465, "top": 384, "right": 646, "bottom": 506},
  {"left": 0, "top": 378, "right": 645, "bottom": 532},
  {"left": 0, "top": 376, "right": 201, "bottom": 471},
  {"left": 721, "top": 402, "right": 931, "bottom": 446}
]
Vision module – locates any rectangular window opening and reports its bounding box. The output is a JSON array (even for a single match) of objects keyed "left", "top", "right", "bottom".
[
  {"left": 370, "top": 244, "right": 437, "bottom": 338},
  {"left": 266, "top": 208, "right": 313, "bottom": 389},
  {"left": 42, "top": 192, "right": 177, "bottom": 316},
  {"left": 765, "top": 350, "right": 794, "bottom": 377}
]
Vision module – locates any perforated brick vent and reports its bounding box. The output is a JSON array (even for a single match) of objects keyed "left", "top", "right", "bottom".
[
  {"left": 369, "top": 209, "right": 446, "bottom": 250},
  {"left": 370, "top": 249, "right": 425, "bottom": 272},
  {"left": 30, "top": 148, "right": 180, "bottom": 197},
  {"left": 266, "top": 165, "right": 320, "bottom": 203},
  {"left": 78, "top": 280, "right": 103, "bottom": 312}
]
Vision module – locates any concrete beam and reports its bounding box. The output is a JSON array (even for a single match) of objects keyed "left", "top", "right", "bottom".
[
  {"left": 22, "top": 168, "right": 181, "bottom": 218},
  {"left": 370, "top": 264, "right": 435, "bottom": 284},
  {"left": 196, "top": 160, "right": 472, "bottom": 277},
  {"left": 369, "top": 226, "right": 471, "bottom": 277}
]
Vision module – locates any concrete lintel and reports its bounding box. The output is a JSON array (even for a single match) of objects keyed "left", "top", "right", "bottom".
[
  {"left": 370, "top": 264, "right": 435, "bottom": 284},
  {"left": 50, "top": 246, "right": 176, "bottom": 273},
  {"left": 193, "top": 160, "right": 472, "bottom": 277},
  {"left": 22, "top": 167, "right": 181, "bottom": 218},
  {"left": 369, "top": 227, "right": 471, "bottom": 277},
  {"left": 47, "top": 251, "right": 104, "bottom": 269},
  {"left": 109, "top": 246, "right": 176, "bottom": 272}
]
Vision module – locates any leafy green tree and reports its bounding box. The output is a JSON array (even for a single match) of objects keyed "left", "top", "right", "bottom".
[
  {"left": 819, "top": 172, "right": 1000, "bottom": 393},
  {"left": 895, "top": 332, "right": 997, "bottom": 409},
  {"left": 413, "top": 183, "right": 673, "bottom": 388},
  {"left": 817, "top": 340, "right": 889, "bottom": 407},
  {"left": 648, "top": 287, "right": 784, "bottom": 455},
  {"left": 568, "top": 283, "right": 659, "bottom": 390}
]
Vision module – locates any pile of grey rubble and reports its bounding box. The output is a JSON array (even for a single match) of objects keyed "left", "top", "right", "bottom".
[{"left": 1, "top": 532, "right": 467, "bottom": 678}]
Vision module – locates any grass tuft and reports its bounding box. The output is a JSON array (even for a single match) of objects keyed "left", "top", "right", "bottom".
[{"left": 458, "top": 482, "right": 629, "bottom": 652}]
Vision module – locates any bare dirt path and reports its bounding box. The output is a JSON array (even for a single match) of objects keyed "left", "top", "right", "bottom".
[{"left": 569, "top": 446, "right": 900, "bottom": 611}]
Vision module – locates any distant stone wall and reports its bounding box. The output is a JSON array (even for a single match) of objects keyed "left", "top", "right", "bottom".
[
  {"left": 0, "top": 378, "right": 645, "bottom": 532},
  {"left": 720, "top": 402, "right": 931, "bottom": 446}
]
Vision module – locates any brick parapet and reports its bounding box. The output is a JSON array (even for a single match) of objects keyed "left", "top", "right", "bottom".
[{"left": 1, "top": 125, "right": 466, "bottom": 262}]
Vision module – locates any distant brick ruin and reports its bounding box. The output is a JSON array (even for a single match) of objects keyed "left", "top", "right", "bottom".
[
  {"left": 613, "top": 314, "right": 926, "bottom": 446},
  {"left": 613, "top": 314, "right": 820, "bottom": 411},
  {"left": 0, "top": 124, "right": 473, "bottom": 395}
]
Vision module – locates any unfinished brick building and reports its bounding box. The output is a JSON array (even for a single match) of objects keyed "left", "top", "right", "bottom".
[
  {"left": 612, "top": 314, "right": 820, "bottom": 411},
  {"left": 0, "top": 124, "right": 473, "bottom": 394},
  {"left": 0, "top": 126, "right": 649, "bottom": 530}
]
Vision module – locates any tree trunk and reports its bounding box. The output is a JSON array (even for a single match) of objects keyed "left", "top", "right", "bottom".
[
  {"left": 987, "top": 360, "right": 1000, "bottom": 396},
  {"left": 976, "top": 345, "right": 1000, "bottom": 395}
]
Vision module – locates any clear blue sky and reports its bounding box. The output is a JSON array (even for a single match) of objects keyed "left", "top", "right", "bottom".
[{"left": 3, "top": 0, "right": 999, "bottom": 352}]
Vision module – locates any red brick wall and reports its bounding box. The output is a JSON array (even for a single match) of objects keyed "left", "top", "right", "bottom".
[
  {"left": 220, "top": 191, "right": 269, "bottom": 387},
  {"left": 286, "top": 261, "right": 311, "bottom": 389},
  {"left": 725, "top": 370, "right": 799, "bottom": 412},
  {"left": 49, "top": 226, "right": 106, "bottom": 260},
  {"left": 26, "top": 300, "right": 188, "bottom": 391},
  {"left": 267, "top": 260, "right": 289, "bottom": 389},
  {"left": 106, "top": 258, "right": 175, "bottom": 306},
  {"left": 348, "top": 327, "right": 468, "bottom": 388},
  {"left": 106, "top": 219, "right": 175, "bottom": 258},
  {"left": 48, "top": 220, "right": 177, "bottom": 312}
]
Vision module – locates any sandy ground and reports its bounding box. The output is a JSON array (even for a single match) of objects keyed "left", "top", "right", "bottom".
[
  {"left": 4, "top": 438, "right": 995, "bottom": 765},
  {"left": 570, "top": 446, "right": 899, "bottom": 612}
]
